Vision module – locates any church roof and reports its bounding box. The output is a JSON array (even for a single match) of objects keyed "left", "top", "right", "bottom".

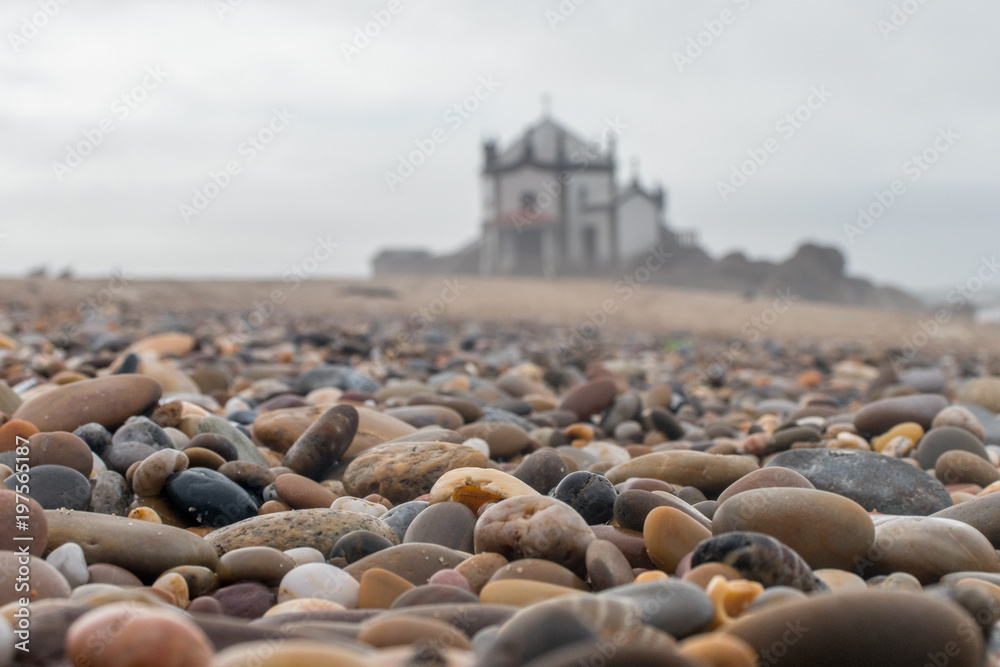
[
  {"left": 617, "top": 177, "right": 665, "bottom": 208},
  {"left": 487, "top": 117, "right": 614, "bottom": 172}
]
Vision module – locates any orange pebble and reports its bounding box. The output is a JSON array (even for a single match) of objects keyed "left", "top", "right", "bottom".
[
  {"left": 0, "top": 419, "right": 39, "bottom": 452},
  {"left": 707, "top": 575, "right": 764, "bottom": 629}
]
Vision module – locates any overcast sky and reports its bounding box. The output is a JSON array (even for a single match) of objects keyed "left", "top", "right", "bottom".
[{"left": 2, "top": 0, "right": 998, "bottom": 291}]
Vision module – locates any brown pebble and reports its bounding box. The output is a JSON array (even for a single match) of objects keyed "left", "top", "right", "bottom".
[
  {"left": 454, "top": 552, "right": 509, "bottom": 594},
  {"left": 273, "top": 473, "right": 338, "bottom": 509},
  {"left": 488, "top": 558, "right": 589, "bottom": 591},
  {"left": 357, "top": 568, "right": 415, "bottom": 609},
  {"left": 180, "top": 447, "right": 225, "bottom": 470},
  {"left": 358, "top": 614, "right": 472, "bottom": 650},
  {"left": 65, "top": 602, "right": 213, "bottom": 667},
  {"left": 27, "top": 431, "right": 93, "bottom": 477}
]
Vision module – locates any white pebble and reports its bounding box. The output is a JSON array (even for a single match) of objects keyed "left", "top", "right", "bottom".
[
  {"left": 330, "top": 496, "right": 387, "bottom": 517},
  {"left": 46, "top": 542, "right": 88, "bottom": 588},
  {"left": 461, "top": 437, "right": 490, "bottom": 457},
  {"left": 278, "top": 563, "right": 359, "bottom": 608},
  {"left": 283, "top": 547, "right": 327, "bottom": 567}
]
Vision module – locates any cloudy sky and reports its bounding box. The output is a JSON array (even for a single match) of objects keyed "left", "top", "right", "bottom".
[{"left": 2, "top": 0, "right": 997, "bottom": 291}]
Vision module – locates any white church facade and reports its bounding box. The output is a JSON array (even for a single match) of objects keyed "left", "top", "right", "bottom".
[{"left": 478, "top": 115, "right": 693, "bottom": 277}]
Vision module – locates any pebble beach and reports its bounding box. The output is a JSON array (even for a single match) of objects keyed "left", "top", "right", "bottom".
[{"left": 2, "top": 281, "right": 1000, "bottom": 666}]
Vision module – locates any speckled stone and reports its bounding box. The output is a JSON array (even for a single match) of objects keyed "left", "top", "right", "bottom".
[
  {"left": 766, "top": 448, "right": 952, "bottom": 515},
  {"left": 204, "top": 508, "right": 399, "bottom": 556},
  {"left": 343, "top": 441, "right": 489, "bottom": 504},
  {"left": 691, "top": 531, "right": 826, "bottom": 593},
  {"left": 475, "top": 496, "right": 596, "bottom": 577}
]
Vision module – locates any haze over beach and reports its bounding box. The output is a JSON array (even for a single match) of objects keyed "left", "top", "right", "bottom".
[
  {"left": 6, "top": 4, "right": 1000, "bottom": 666},
  {"left": 2, "top": 0, "right": 999, "bottom": 296}
]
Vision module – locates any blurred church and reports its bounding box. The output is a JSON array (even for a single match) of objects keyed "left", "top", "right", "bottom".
[{"left": 373, "top": 110, "right": 696, "bottom": 278}]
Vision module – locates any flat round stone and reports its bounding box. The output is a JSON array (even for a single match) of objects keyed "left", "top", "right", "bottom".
[{"left": 12, "top": 375, "right": 162, "bottom": 433}]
